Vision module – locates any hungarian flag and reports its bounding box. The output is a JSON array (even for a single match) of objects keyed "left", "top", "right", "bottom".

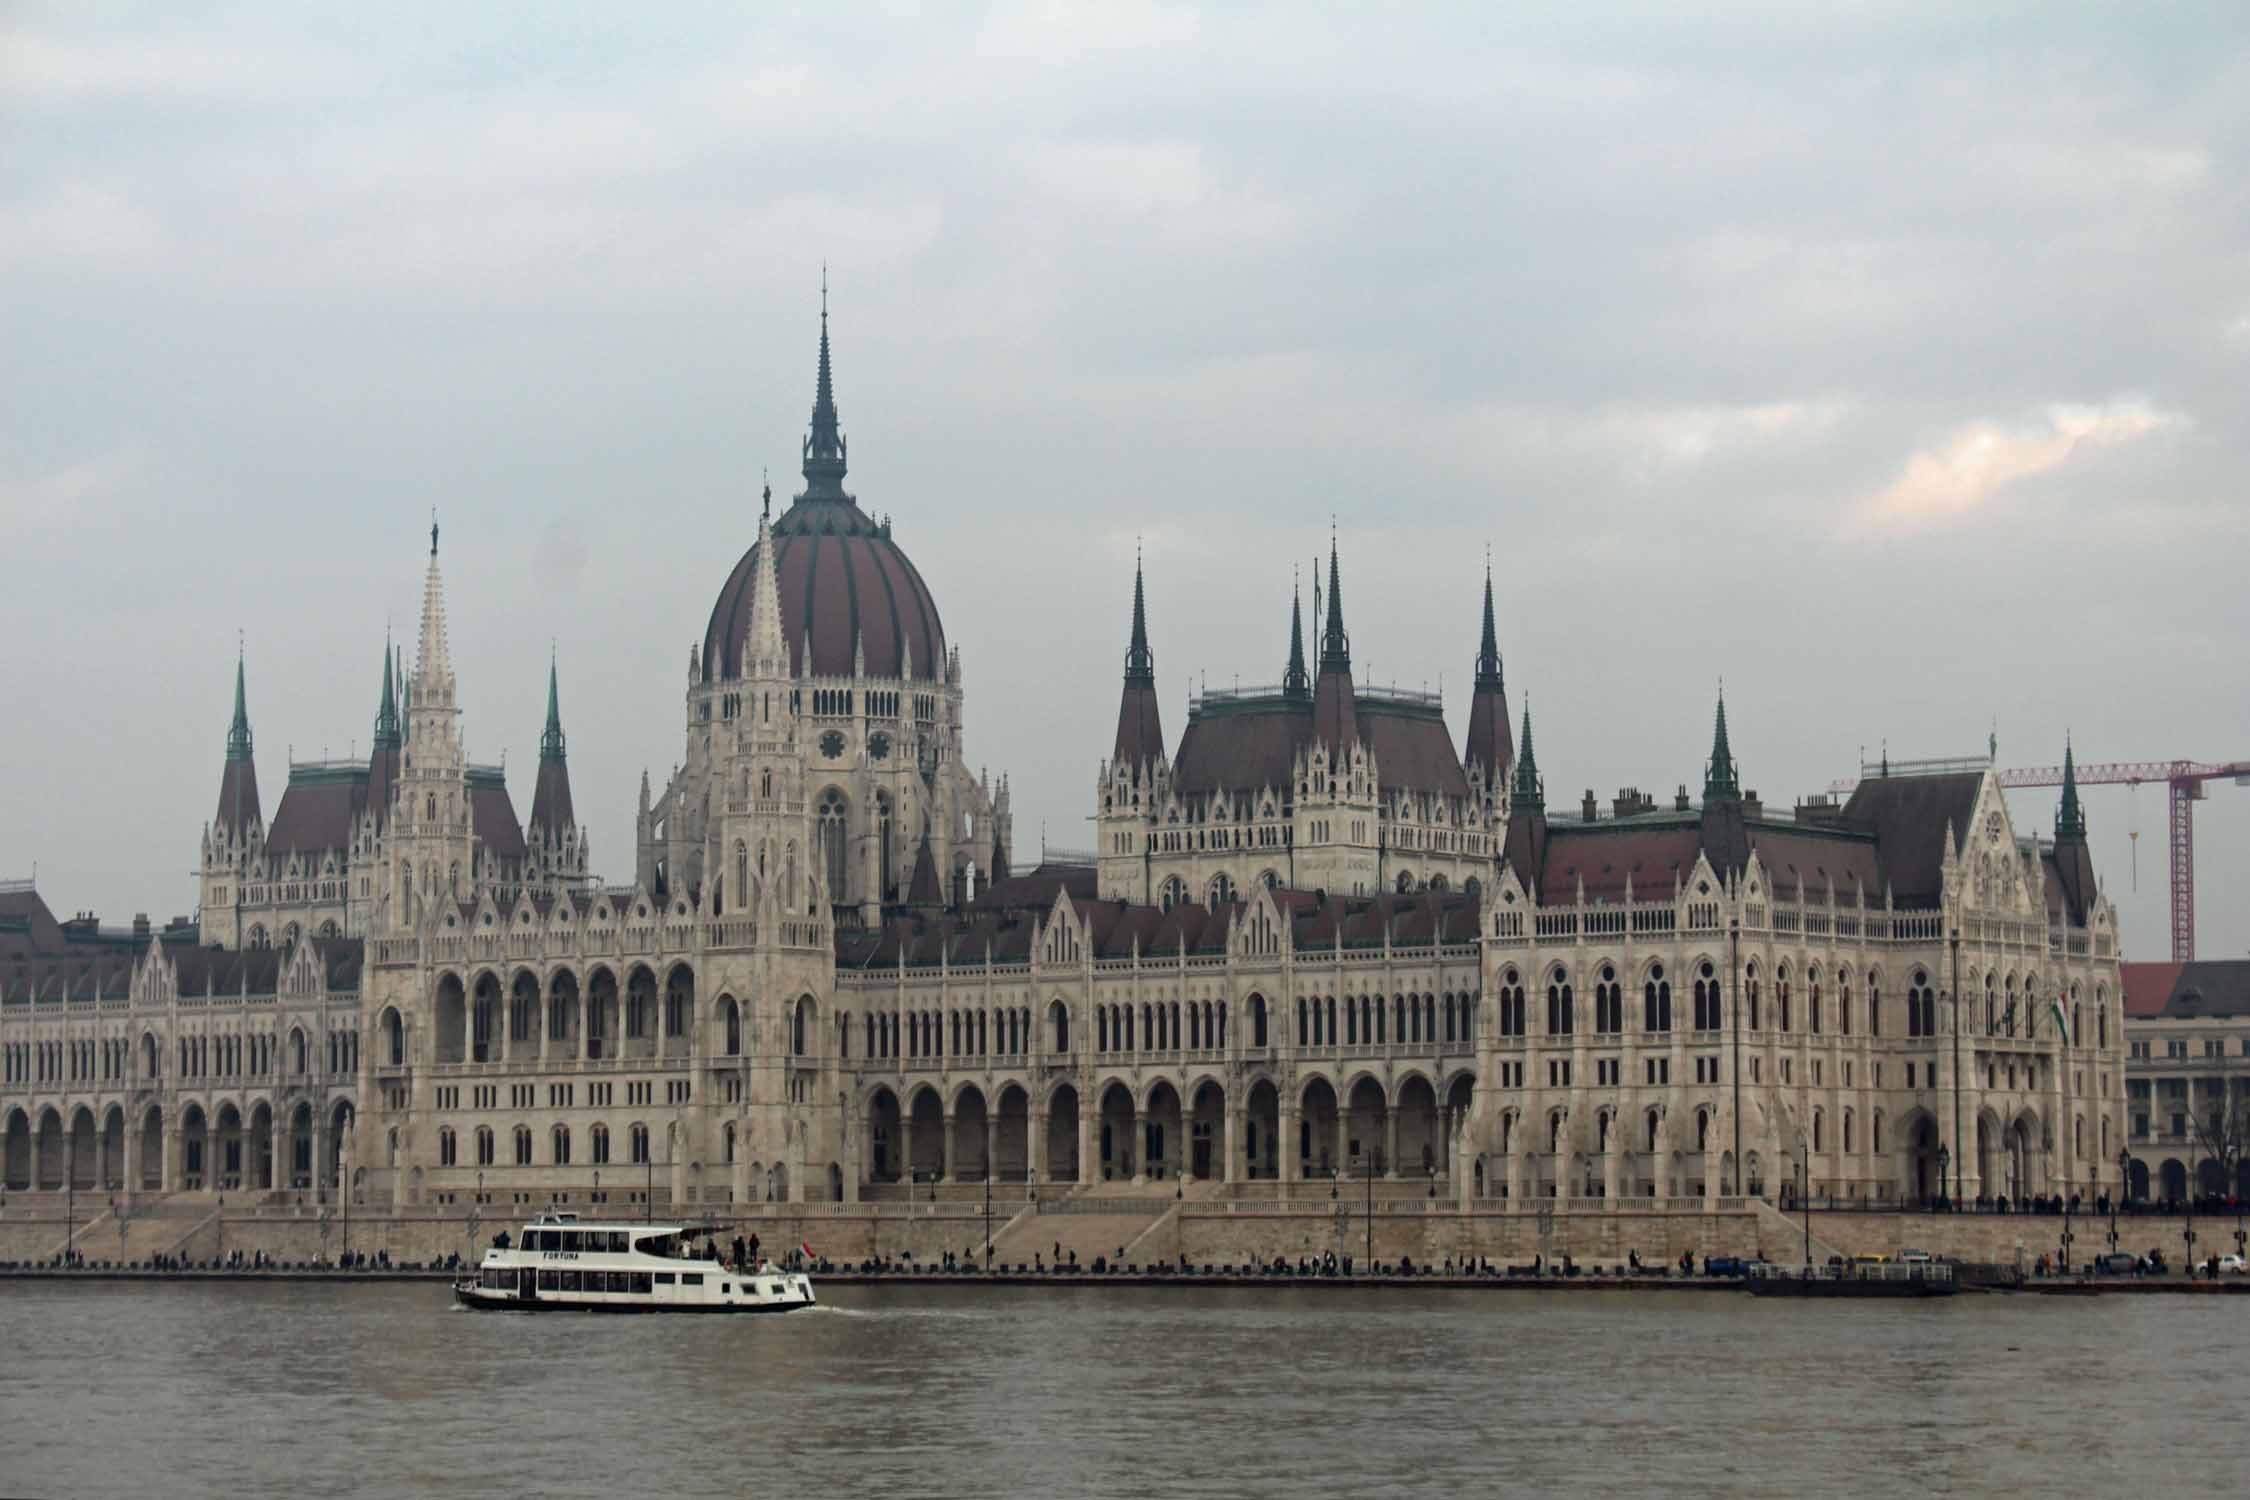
[
  {"left": 800, "top": 1242, "right": 815, "bottom": 1260},
  {"left": 2049, "top": 998, "right": 2070, "bottom": 1041}
]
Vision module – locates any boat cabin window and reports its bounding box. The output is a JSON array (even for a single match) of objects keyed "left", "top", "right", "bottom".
[
  {"left": 637, "top": 1234, "right": 679, "bottom": 1258},
  {"left": 682, "top": 1273, "right": 704, "bottom": 1286},
  {"left": 654, "top": 1272, "right": 675, "bottom": 1285},
  {"left": 522, "top": 1230, "right": 543, "bottom": 1252}
]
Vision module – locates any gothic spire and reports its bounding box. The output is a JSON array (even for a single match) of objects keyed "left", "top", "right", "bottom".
[
  {"left": 801, "top": 274, "right": 848, "bottom": 500},
  {"left": 372, "top": 633, "right": 402, "bottom": 752},
  {"left": 1475, "top": 560, "right": 1503, "bottom": 691},
  {"left": 214, "top": 647, "right": 262, "bottom": 837},
  {"left": 1281, "top": 569, "right": 1310, "bottom": 701},
  {"left": 227, "top": 647, "right": 253, "bottom": 762},
  {"left": 1111, "top": 550, "right": 1163, "bottom": 766},
  {"left": 744, "top": 505, "right": 790, "bottom": 677},
  {"left": 415, "top": 526, "right": 455, "bottom": 709},
  {"left": 2056, "top": 734, "right": 2087, "bottom": 843},
  {"left": 1319, "top": 533, "right": 1349, "bottom": 671},
  {"left": 1510, "top": 700, "right": 1543, "bottom": 814},
  {"left": 530, "top": 650, "right": 576, "bottom": 842},
  {"left": 1463, "top": 560, "right": 1513, "bottom": 780},
  {"left": 541, "top": 651, "right": 566, "bottom": 763},
  {"left": 1703, "top": 686, "right": 1740, "bottom": 802},
  {"left": 1124, "top": 546, "right": 1155, "bottom": 686}
]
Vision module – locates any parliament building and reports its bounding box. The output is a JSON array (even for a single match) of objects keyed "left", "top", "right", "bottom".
[{"left": 1, "top": 308, "right": 2129, "bottom": 1223}]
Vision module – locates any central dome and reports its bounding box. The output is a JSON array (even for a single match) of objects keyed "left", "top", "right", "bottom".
[
  {"left": 701, "top": 305, "right": 946, "bottom": 685},
  {"left": 702, "top": 497, "right": 946, "bottom": 683}
]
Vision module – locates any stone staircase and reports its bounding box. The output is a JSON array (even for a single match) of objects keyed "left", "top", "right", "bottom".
[
  {"left": 1754, "top": 1199, "right": 1846, "bottom": 1267},
  {"left": 986, "top": 1184, "right": 1175, "bottom": 1268}
]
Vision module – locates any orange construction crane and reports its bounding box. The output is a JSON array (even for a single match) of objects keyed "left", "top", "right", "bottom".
[{"left": 1833, "top": 757, "right": 2249, "bottom": 961}]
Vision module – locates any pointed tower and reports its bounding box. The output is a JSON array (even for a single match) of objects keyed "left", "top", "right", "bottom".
[
  {"left": 1281, "top": 572, "right": 1311, "bottom": 703},
  {"left": 801, "top": 278, "right": 849, "bottom": 501},
  {"left": 200, "top": 647, "right": 265, "bottom": 948},
  {"left": 2055, "top": 736, "right": 2086, "bottom": 844},
  {"left": 215, "top": 649, "right": 261, "bottom": 840},
  {"left": 1698, "top": 686, "right": 1751, "bottom": 875},
  {"left": 1703, "top": 688, "right": 1741, "bottom": 802},
  {"left": 1111, "top": 551, "right": 1164, "bottom": 767},
  {"left": 1311, "top": 536, "right": 1358, "bottom": 758},
  {"left": 528, "top": 652, "right": 578, "bottom": 858},
  {"left": 1500, "top": 700, "right": 1549, "bottom": 893},
  {"left": 390, "top": 523, "right": 474, "bottom": 923},
  {"left": 2050, "top": 735, "right": 2096, "bottom": 925},
  {"left": 366, "top": 635, "right": 403, "bottom": 831},
  {"left": 1462, "top": 562, "right": 1513, "bottom": 791},
  {"left": 712, "top": 504, "right": 815, "bottom": 918}
]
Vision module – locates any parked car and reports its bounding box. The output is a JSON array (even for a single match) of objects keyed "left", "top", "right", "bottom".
[
  {"left": 2217, "top": 1253, "right": 2246, "bottom": 1275},
  {"left": 2091, "top": 1252, "right": 2140, "bottom": 1275}
]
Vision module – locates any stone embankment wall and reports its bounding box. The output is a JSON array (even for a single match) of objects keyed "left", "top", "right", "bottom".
[{"left": 2, "top": 1194, "right": 2231, "bottom": 1271}]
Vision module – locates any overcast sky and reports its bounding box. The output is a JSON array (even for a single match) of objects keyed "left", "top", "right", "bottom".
[{"left": 3, "top": 3, "right": 2245, "bottom": 960}]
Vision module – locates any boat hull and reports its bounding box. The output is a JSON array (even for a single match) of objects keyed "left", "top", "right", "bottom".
[
  {"left": 452, "top": 1281, "right": 815, "bottom": 1314},
  {"left": 1748, "top": 1275, "right": 1956, "bottom": 1299}
]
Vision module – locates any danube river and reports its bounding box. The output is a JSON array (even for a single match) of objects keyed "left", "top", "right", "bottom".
[{"left": 1, "top": 1281, "right": 2239, "bottom": 1497}]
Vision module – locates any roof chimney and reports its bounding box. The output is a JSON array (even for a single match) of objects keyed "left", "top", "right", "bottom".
[
  {"left": 1581, "top": 789, "right": 1599, "bottom": 821},
  {"left": 1675, "top": 783, "right": 1691, "bottom": 812}
]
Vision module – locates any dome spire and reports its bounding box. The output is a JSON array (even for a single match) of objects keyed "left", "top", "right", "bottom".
[
  {"left": 801, "top": 269, "right": 848, "bottom": 500},
  {"left": 1510, "top": 699, "right": 1543, "bottom": 814}
]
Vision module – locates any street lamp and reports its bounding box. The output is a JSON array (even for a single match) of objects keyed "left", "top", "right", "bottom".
[
  {"left": 1729, "top": 915, "right": 1742, "bottom": 1195},
  {"left": 2111, "top": 1148, "right": 2128, "bottom": 1255},
  {"left": 1796, "top": 1131, "right": 1812, "bottom": 1269},
  {"left": 1949, "top": 927, "right": 1964, "bottom": 1206},
  {"left": 65, "top": 1133, "right": 75, "bottom": 1267},
  {"left": 1936, "top": 1145, "right": 1950, "bottom": 1213}
]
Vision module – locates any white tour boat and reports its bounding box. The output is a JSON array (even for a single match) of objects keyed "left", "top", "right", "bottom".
[{"left": 453, "top": 1212, "right": 816, "bottom": 1314}]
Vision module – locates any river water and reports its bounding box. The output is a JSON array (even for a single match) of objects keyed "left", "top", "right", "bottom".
[{"left": 1, "top": 1280, "right": 2238, "bottom": 1498}]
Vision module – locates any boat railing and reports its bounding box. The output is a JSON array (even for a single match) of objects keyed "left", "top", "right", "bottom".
[{"left": 1751, "top": 1261, "right": 1954, "bottom": 1284}]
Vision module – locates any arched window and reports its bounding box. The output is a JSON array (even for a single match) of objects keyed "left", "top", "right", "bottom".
[
  {"left": 593, "top": 1124, "right": 611, "bottom": 1164},
  {"left": 1546, "top": 975, "right": 1574, "bottom": 1036},
  {"left": 513, "top": 1126, "right": 532, "bottom": 1166},
  {"left": 1644, "top": 966, "right": 1671, "bottom": 1033},
  {"left": 552, "top": 1124, "right": 572, "bottom": 1166},
  {"left": 1595, "top": 966, "right": 1621, "bottom": 1034},
  {"left": 439, "top": 1127, "right": 457, "bottom": 1167},
  {"left": 818, "top": 790, "right": 848, "bottom": 902},
  {"left": 1693, "top": 962, "right": 1718, "bottom": 1031},
  {"left": 1159, "top": 876, "right": 1187, "bottom": 911},
  {"left": 476, "top": 1127, "right": 494, "bottom": 1167},
  {"left": 1866, "top": 972, "right": 1881, "bottom": 1038},
  {"left": 1777, "top": 966, "right": 1791, "bottom": 1033},
  {"left": 1746, "top": 963, "right": 1760, "bottom": 1031},
  {"left": 1500, "top": 970, "right": 1525, "bottom": 1038}
]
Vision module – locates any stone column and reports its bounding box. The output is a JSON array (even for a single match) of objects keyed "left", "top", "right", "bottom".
[
  {"left": 1130, "top": 1108, "right": 1144, "bottom": 1184},
  {"left": 162, "top": 1126, "right": 181, "bottom": 1193},
  {"left": 984, "top": 1116, "right": 998, "bottom": 1185},
  {"left": 1223, "top": 1108, "right": 1240, "bottom": 1185},
  {"left": 941, "top": 1114, "right": 956, "bottom": 1183},
  {"left": 1077, "top": 1105, "right": 1094, "bottom": 1187},
  {"left": 121, "top": 1122, "right": 138, "bottom": 1205},
  {"left": 1385, "top": 1105, "right": 1400, "bottom": 1180},
  {"left": 1031, "top": 1109, "right": 1048, "bottom": 1184},
  {"left": 1280, "top": 1104, "right": 1299, "bottom": 1184},
  {"left": 1334, "top": 1110, "right": 1348, "bottom": 1181},
  {"left": 732, "top": 1117, "right": 751, "bottom": 1205}
]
